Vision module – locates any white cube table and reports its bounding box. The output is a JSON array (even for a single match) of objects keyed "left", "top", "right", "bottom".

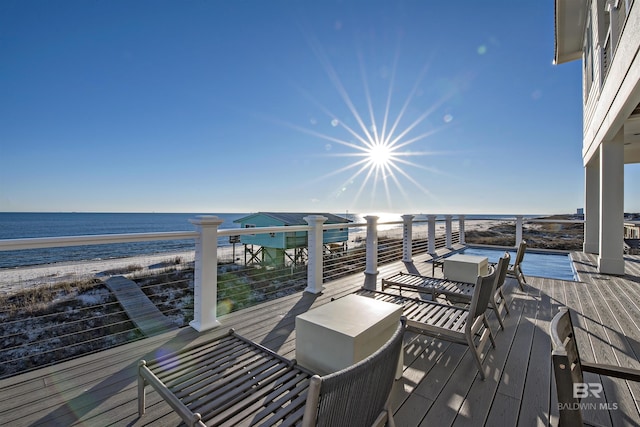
[
  {"left": 443, "top": 254, "right": 489, "bottom": 283},
  {"left": 295, "top": 294, "right": 403, "bottom": 376}
]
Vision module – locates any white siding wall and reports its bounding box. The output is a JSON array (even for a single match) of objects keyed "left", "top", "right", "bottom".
[{"left": 583, "top": 0, "right": 640, "bottom": 165}]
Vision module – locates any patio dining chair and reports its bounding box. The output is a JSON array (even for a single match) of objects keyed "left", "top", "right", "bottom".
[
  {"left": 138, "top": 320, "right": 405, "bottom": 427},
  {"left": 509, "top": 240, "right": 527, "bottom": 289},
  {"left": 358, "top": 265, "right": 499, "bottom": 380},
  {"left": 433, "top": 252, "right": 511, "bottom": 330},
  {"left": 550, "top": 307, "right": 640, "bottom": 427}
]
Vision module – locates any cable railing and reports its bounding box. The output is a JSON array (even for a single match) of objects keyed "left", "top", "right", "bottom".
[{"left": 0, "top": 213, "right": 585, "bottom": 379}]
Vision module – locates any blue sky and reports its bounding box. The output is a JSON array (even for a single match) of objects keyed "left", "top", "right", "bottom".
[{"left": 1, "top": 1, "right": 638, "bottom": 215}]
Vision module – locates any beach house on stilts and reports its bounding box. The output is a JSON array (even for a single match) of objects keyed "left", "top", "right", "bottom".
[
  {"left": 554, "top": 0, "right": 640, "bottom": 274},
  {"left": 233, "top": 212, "right": 351, "bottom": 267}
]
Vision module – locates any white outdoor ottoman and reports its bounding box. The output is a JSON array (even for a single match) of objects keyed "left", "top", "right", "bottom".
[
  {"left": 295, "top": 294, "right": 402, "bottom": 376},
  {"left": 443, "top": 254, "right": 489, "bottom": 283}
]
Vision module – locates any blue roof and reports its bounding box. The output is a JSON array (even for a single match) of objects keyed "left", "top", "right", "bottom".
[{"left": 234, "top": 212, "right": 351, "bottom": 225}]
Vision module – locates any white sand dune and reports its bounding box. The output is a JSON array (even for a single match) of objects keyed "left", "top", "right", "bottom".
[{"left": 0, "top": 251, "right": 196, "bottom": 294}]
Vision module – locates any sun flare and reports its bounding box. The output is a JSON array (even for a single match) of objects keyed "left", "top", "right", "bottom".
[{"left": 276, "top": 35, "right": 455, "bottom": 209}]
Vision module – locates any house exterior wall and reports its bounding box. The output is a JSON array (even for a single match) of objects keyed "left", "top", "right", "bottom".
[
  {"left": 237, "top": 216, "right": 289, "bottom": 248},
  {"left": 235, "top": 214, "right": 349, "bottom": 249},
  {"left": 583, "top": 0, "right": 640, "bottom": 165},
  {"left": 556, "top": 0, "right": 638, "bottom": 274}
]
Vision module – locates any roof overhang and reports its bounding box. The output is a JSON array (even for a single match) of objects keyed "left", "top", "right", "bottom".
[{"left": 554, "top": 0, "right": 589, "bottom": 64}]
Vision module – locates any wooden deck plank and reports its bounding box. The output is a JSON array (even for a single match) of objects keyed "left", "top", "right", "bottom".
[
  {"left": 484, "top": 290, "right": 538, "bottom": 426},
  {"left": 565, "top": 280, "right": 619, "bottom": 424},
  {"left": 390, "top": 333, "right": 445, "bottom": 425},
  {"left": 1, "top": 253, "right": 640, "bottom": 426},
  {"left": 451, "top": 280, "right": 525, "bottom": 426},
  {"left": 583, "top": 280, "right": 640, "bottom": 424},
  {"left": 516, "top": 277, "right": 553, "bottom": 427},
  {"left": 464, "top": 279, "right": 537, "bottom": 426}
]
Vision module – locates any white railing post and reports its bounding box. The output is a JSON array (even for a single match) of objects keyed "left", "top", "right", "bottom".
[
  {"left": 427, "top": 215, "right": 437, "bottom": 254},
  {"left": 304, "top": 215, "right": 328, "bottom": 294},
  {"left": 445, "top": 215, "right": 453, "bottom": 249},
  {"left": 458, "top": 215, "right": 466, "bottom": 245},
  {"left": 515, "top": 215, "right": 524, "bottom": 247},
  {"left": 401, "top": 214, "right": 414, "bottom": 263},
  {"left": 364, "top": 215, "right": 379, "bottom": 290},
  {"left": 189, "top": 215, "right": 224, "bottom": 332}
]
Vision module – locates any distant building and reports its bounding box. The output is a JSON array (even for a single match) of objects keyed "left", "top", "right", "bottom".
[
  {"left": 554, "top": 0, "right": 640, "bottom": 274},
  {"left": 233, "top": 212, "right": 351, "bottom": 266},
  {"left": 624, "top": 222, "right": 640, "bottom": 239}
]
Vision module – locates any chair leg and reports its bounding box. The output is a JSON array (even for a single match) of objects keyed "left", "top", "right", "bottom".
[
  {"left": 386, "top": 407, "right": 397, "bottom": 427},
  {"left": 484, "top": 317, "right": 496, "bottom": 348},
  {"left": 515, "top": 265, "right": 526, "bottom": 290},
  {"left": 138, "top": 365, "right": 147, "bottom": 416},
  {"left": 491, "top": 297, "right": 505, "bottom": 331},
  {"left": 468, "top": 337, "right": 486, "bottom": 381},
  {"left": 500, "top": 289, "right": 510, "bottom": 314}
]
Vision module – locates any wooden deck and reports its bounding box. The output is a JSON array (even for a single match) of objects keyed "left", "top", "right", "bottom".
[{"left": 1, "top": 252, "right": 640, "bottom": 426}]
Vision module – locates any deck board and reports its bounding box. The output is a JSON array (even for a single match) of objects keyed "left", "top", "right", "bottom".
[{"left": 1, "top": 252, "right": 640, "bottom": 426}]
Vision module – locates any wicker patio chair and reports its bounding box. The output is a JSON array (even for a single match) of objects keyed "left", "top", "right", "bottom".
[
  {"left": 302, "top": 318, "right": 405, "bottom": 427},
  {"left": 358, "top": 266, "right": 499, "bottom": 380},
  {"left": 550, "top": 307, "right": 640, "bottom": 427},
  {"left": 138, "top": 320, "right": 405, "bottom": 427}
]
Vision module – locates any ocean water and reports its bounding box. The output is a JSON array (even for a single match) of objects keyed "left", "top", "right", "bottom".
[
  {"left": 0, "top": 212, "right": 541, "bottom": 269},
  {"left": 0, "top": 212, "right": 247, "bottom": 268}
]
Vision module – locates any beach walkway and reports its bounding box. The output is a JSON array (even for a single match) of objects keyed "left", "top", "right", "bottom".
[{"left": 104, "top": 276, "right": 178, "bottom": 336}]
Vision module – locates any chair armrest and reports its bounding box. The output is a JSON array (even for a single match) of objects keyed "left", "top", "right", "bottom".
[{"left": 582, "top": 361, "right": 640, "bottom": 382}]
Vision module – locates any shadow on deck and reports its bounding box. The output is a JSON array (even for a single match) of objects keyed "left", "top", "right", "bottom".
[{"left": 1, "top": 252, "right": 640, "bottom": 426}]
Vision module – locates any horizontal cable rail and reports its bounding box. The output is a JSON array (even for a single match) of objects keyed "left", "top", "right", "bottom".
[
  {"left": 0, "top": 214, "right": 587, "bottom": 379},
  {"left": 0, "top": 231, "right": 198, "bottom": 251}
]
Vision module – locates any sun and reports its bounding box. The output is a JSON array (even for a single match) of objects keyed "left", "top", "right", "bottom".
[{"left": 368, "top": 144, "right": 393, "bottom": 167}]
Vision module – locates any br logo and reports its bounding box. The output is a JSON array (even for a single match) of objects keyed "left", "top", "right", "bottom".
[{"left": 573, "top": 383, "right": 603, "bottom": 398}]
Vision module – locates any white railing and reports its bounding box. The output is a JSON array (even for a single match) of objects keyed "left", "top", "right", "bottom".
[
  {"left": 0, "top": 213, "right": 585, "bottom": 378},
  {"left": 0, "top": 214, "right": 583, "bottom": 331}
]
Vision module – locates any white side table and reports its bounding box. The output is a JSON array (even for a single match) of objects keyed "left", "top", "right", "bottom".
[
  {"left": 443, "top": 254, "right": 489, "bottom": 283},
  {"left": 295, "top": 294, "right": 403, "bottom": 376}
]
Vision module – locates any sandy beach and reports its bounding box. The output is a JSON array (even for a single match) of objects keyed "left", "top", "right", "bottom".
[
  {"left": 0, "top": 251, "right": 197, "bottom": 294},
  {"left": 0, "top": 219, "right": 504, "bottom": 295}
]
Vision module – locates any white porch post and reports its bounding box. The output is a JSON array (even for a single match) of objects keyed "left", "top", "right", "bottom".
[
  {"left": 445, "top": 215, "right": 453, "bottom": 249},
  {"left": 515, "top": 216, "right": 524, "bottom": 247},
  {"left": 598, "top": 131, "right": 625, "bottom": 275},
  {"left": 304, "top": 215, "right": 328, "bottom": 294},
  {"left": 584, "top": 158, "right": 600, "bottom": 253},
  {"left": 189, "top": 216, "right": 224, "bottom": 332},
  {"left": 402, "top": 214, "right": 414, "bottom": 263},
  {"left": 364, "top": 215, "right": 379, "bottom": 290},
  {"left": 427, "top": 215, "right": 437, "bottom": 254},
  {"left": 606, "top": 1, "right": 620, "bottom": 54},
  {"left": 458, "top": 215, "right": 466, "bottom": 245}
]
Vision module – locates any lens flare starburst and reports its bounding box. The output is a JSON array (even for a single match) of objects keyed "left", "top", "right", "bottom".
[{"left": 274, "top": 33, "right": 457, "bottom": 211}]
